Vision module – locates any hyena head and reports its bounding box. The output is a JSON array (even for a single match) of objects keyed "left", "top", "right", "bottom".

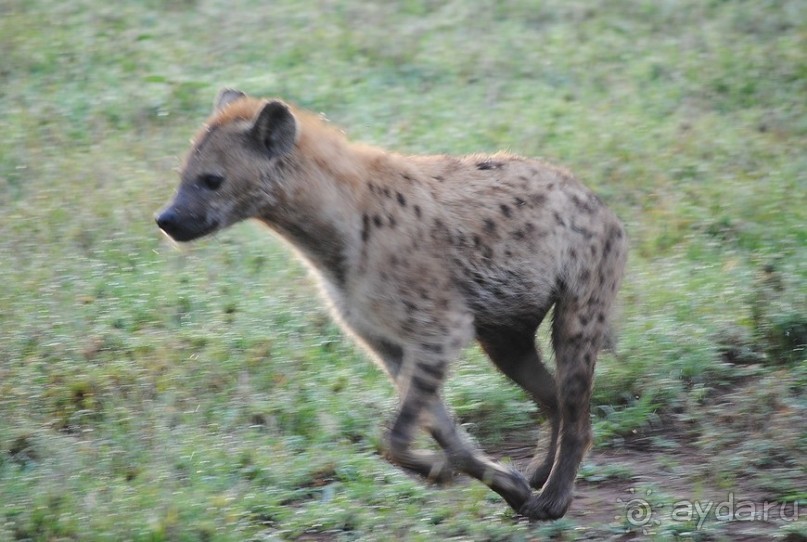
[{"left": 156, "top": 89, "right": 298, "bottom": 242}]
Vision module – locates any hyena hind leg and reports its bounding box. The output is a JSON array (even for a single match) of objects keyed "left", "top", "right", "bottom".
[
  {"left": 475, "top": 322, "right": 560, "bottom": 491},
  {"left": 520, "top": 293, "right": 611, "bottom": 520}
]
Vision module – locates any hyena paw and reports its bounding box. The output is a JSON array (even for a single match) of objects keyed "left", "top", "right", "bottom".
[
  {"left": 499, "top": 467, "right": 534, "bottom": 512},
  {"left": 518, "top": 490, "right": 572, "bottom": 521}
]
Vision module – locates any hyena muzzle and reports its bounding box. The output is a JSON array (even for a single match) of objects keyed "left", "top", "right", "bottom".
[{"left": 156, "top": 89, "right": 628, "bottom": 520}]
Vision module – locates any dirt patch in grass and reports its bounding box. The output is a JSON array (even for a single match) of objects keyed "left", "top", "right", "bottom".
[{"left": 489, "top": 394, "right": 805, "bottom": 540}]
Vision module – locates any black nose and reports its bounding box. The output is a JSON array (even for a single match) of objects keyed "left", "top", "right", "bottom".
[
  {"left": 156, "top": 208, "right": 216, "bottom": 242},
  {"left": 156, "top": 209, "right": 178, "bottom": 235}
]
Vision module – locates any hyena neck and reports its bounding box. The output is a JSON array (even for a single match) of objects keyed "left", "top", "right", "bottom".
[{"left": 256, "top": 134, "right": 373, "bottom": 289}]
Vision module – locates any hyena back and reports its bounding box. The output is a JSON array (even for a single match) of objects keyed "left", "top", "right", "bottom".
[{"left": 156, "top": 89, "right": 627, "bottom": 520}]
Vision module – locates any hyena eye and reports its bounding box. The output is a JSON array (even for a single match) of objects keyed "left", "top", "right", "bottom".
[{"left": 200, "top": 173, "right": 225, "bottom": 191}]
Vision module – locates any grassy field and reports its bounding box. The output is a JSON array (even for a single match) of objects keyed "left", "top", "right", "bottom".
[{"left": 1, "top": 0, "right": 805, "bottom": 540}]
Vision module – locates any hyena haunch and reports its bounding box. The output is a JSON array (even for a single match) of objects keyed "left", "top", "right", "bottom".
[{"left": 156, "top": 89, "right": 627, "bottom": 520}]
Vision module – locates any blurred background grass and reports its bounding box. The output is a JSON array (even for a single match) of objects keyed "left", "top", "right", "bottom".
[{"left": 0, "top": 0, "right": 805, "bottom": 540}]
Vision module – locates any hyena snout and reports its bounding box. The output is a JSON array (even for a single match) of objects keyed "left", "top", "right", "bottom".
[{"left": 155, "top": 205, "right": 218, "bottom": 243}]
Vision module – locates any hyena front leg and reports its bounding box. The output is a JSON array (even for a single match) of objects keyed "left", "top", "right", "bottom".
[
  {"left": 425, "top": 400, "right": 533, "bottom": 512},
  {"left": 371, "top": 339, "right": 456, "bottom": 484},
  {"left": 475, "top": 322, "right": 560, "bottom": 491}
]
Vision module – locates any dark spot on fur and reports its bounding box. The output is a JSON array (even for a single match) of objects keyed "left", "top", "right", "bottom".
[
  {"left": 579, "top": 314, "right": 589, "bottom": 326},
  {"left": 514, "top": 197, "right": 526, "bottom": 207},
  {"left": 412, "top": 375, "right": 438, "bottom": 394},
  {"left": 373, "top": 215, "right": 383, "bottom": 228},
  {"left": 390, "top": 255, "right": 399, "bottom": 267},
  {"left": 403, "top": 300, "right": 418, "bottom": 314},
  {"left": 590, "top": 244, "right": 598, "bottom": 256},
  {"left": 453, "top": 231, "right": 466, "bottom": 247},
  {"left": 571, "top": 224, "right": 594, "bottom": 239},
  {"left": 361, "top": 214, "right": 370, "bottom": 242},
  {"left": 383, "top": 187, "right": 391, "bottom": 198},
  {"left": 368, "top": 183, "right": 376, "bottom": 194},
  {"left": 396, "top": 192, "right": 406, "bottom": 206},
  {"left": 433, "top": 175, "right": 445, "bottom": 182},
  {"left": 554, "top": 211, "right": 566, "bottom": 227},
  {"left": 580, "top": 269, "right": 591, "bottom": 282},
  {"left": 500, "top": 204, "right": 512, "bottom": 218},
  {"left": 504, "top": 249, "right": 513, "bottom": 257},
  {"left": 483, "top": 218, "right": 496, "bottom": 233},
  {"left": 414, "top": 205, "right": 422, "bottom": 218},
  {"left": 476, "top": 160, "right": 503, "bottom": 170},
  {"left": 417, "top": 362, "right": 445, "bottom": 379},
  {"left": 583, "top": 352, "right": 593, "bottom": 365},
  {"left": 402, "top": 173, "right": 414, "bottom": 182},
  {"left": 547, "top": 182, "right": 555, "bottom": 190},
  {"left": 529, "top": 193, "right": 547, "bottom": 207},
  {"left": 524, "top": 222, "right": 535, "bottom": 232},
  {"left": 570, "top": 248, "right": 577, "bottom": 260},
  {"left": 511, "top": 230, "right": 525, "bottom": 240},
  {"left": 421, "top": 342, "right": 444, "bottom": 354},
  {"left": 607, "top": 224, "right": 624, "bottom": 241},
  {"left": 597, "top": 312, "right": 606, "bottom": 323},
  {"left": 473, "top": 234, "right": 482, "bottom": 248}
]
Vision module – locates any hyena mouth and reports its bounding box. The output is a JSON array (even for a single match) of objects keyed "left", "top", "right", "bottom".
[{"left": 156, "top": 210, "right": 219, "bottom": 243}]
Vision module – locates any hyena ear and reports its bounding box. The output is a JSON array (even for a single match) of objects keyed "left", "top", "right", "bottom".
[
  {"left": 213, "top": 88, "right": 246, "bottom": 113},
  {"left": 251, "top": 100, "right": 297, "bottom": 157}
]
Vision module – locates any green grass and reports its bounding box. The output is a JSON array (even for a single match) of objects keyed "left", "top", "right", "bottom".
[{"left": 1, "top": 0, "right": 805, "bottom": 540}]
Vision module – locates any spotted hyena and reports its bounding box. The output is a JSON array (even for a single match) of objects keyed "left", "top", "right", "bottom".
[{"left": 156, "top": 89, "right": 627, "bottom": 520}]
